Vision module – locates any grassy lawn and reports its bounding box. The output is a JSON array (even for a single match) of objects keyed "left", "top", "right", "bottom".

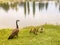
[{"left": 0, "top": 24, "right": 60, "bottom": 45}]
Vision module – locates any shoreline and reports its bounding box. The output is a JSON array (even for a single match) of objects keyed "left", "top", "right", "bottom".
[{"left": 0, "top": 24, "right": 60, "bottom": 29}]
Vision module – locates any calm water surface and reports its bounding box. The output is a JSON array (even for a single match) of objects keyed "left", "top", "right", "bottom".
[{"left": 0, "top": 1, "right": 60, "bottom": 28}]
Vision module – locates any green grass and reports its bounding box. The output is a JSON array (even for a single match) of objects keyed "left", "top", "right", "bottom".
[{"left": 0, "top": 24, "right": 60, "bottom": 45}]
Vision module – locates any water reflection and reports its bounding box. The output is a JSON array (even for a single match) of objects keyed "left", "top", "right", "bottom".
[
  {"left": 10, "top": 2, "right": 18, "bottom": 11},
  {"left": 33, "top": 1, "right": 35, "bottom": 15},
  {"left": 0, "top": 3, "right": 9, "bottom": 11},
  {"left": 27, "top": 2, "right": 30, "bottom": 14},
  {"left": 39, "top": 3, "right": 45, "bottom": 11},
  {"left": 45, "top": 3, "right": 48, "bottom": 10},
  {"left": 0, "top": 1, "right": 60, "bottom": 28},
  {"left": 0, "top": 2, "right": 60, "bottom": 14},
  {"left": 59, "top": 5, "right": 60, "bottom": 11},
  {"left": 24, "top": 2, "right": 26, "bottom": 15}
]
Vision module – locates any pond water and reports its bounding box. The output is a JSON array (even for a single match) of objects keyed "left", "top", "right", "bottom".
[{"left": 0, "top": 1, "right": 60, "bottom": 28}]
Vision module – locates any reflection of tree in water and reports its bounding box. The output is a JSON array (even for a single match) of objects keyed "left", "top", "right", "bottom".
[
  {"left": 55, "top": 3, "right": 58, "bottom": 8},
  {"left": 0, "top": 3, "right": 9, "bottom": 11},
  {"left": 55, "top": 2, "right": 60, "bottom": 12},
  {"left": 27, "top": 2, "right": 30, "bottom": 14},
  {"left": 23, "top": 1, "right": 35, "bottom": 16},
  {"left": 39, "top": 3, "right": 45, "bottom": 11},
  {"left": 19, "top": 2, "right": 24, "bottom": 6},
  {"left": 24, "top": 2, "right": 26, "bottom": 16},
  {"left": 33, "top": 1, "right": 35, "bottom": 16},
  {"left": 10, "top": 2, "right": 18, "bottom": 11},
  {"left": 0, "top": 2, "right": 18, "bottom": 11},
  {"left": 39, "top": 2, "right": 48, "bottom": 11},
  {"left": 0, "top": 2, "right": 60, "bottom": 15},
  {"left": 45, "top": 3, "right": 48, "bottom": 10},
  {"left": 59, "top": 5, "right": 60, "bottom": 11}
]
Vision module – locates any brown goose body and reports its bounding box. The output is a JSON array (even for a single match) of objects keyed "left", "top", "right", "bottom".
[
  {"left": 8, "top": 20, "right": 19, "bottom": 39},
  {"left": 8, "top": 29, "right": 19, "bottom": 39}
]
